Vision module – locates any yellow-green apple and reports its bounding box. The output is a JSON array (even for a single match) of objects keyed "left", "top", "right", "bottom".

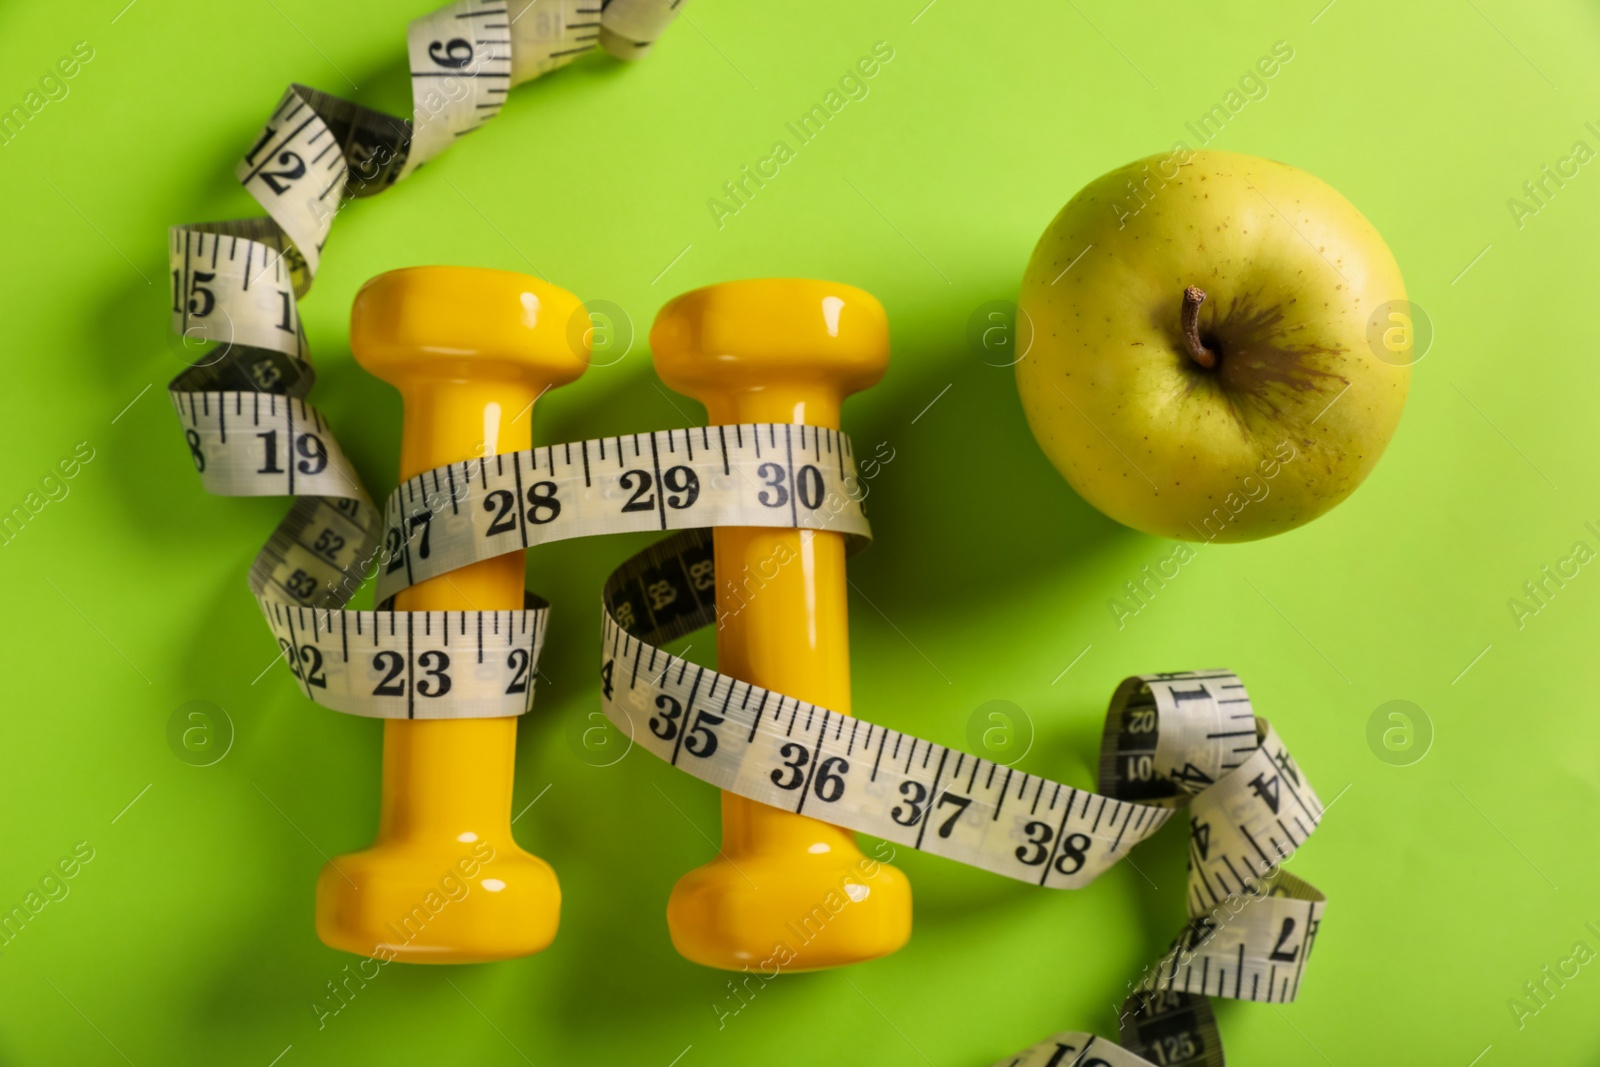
[{"left": 1016, "top": 149, "right": 1411, "bottom": 542}]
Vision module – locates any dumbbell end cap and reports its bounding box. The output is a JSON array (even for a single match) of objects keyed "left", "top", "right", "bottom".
[
  {"left": 651, "top": 278, "right": 888, "bottom": 399},
  {"left": 315, "top": 841, "right": 561, "bottom": 963},
  {"left": 351, "top": 266, "right": 589, "bottom": 389},
  {"left": 666, "top": 814, "right": 912, "bottom": 972}
]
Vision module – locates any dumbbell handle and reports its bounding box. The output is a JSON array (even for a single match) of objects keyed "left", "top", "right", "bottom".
[
  {"left": 381, "top": 376, "right": 538, "bottom": 838},
  {"left": 706, "top": 384, "right": 858, "bottom": 848}
]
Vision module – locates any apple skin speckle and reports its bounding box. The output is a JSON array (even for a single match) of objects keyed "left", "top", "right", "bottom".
[{"left": 1013, "top": 149, "right": 1411, "bottom": 543}]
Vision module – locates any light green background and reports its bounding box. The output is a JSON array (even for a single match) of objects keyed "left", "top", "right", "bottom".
[{"left": 1, "top": 0, "right": 1596, "bottom": 1063}]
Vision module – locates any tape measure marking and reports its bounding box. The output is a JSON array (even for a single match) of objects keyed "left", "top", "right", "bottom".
[
  {"left": 259, "top": 599, "right": 547, "bottom": 719},
  {"left": 402, "top": 0, "right": 516, "bottom": 177},
  {"left": 372, "top": 424, "right": 868, "bottom": 607},
  {"left": 598, "top": 0, "right": 686, "bottom": 56},
  {"left": 598, "top": 568, "right": 1314, "bottom": 902},
  {"left": 508, "top": 0, "right": 605, "bottom": 79}
]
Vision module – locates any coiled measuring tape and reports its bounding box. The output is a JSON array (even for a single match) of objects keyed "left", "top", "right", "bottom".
[
  {"left": 167, "top": 0, "right": 688, "bottom": 653},
  {"left": 246, "top": 423, "right": 869, "bottom": 717},
  {"left": 599, "top": 544, "right": 1327, "bottom": 1066},
  {"left": 166, "top": 6, "right": 1329, "bottom": 1063}
]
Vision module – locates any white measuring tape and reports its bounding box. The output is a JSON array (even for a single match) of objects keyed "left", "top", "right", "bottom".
[
  {"left": 162, "top": 0, "right": 693, "bottom": 723},
  {"left": 166, "top": 6, "right": 1328, "bottom": 1063},
  {"left": 599, "top": 547, "right": 1327, "bottom": 1065},
  {"left": 242, "top": 423, "right": 869, "bottom": 718},
  {"left": 165, "top": 0, "right": 687, "bottom": 704}
]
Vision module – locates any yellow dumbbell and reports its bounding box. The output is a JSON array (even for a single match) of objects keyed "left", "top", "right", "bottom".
[
  {"left": 317, "top": 265, "right": 586, "bottom": 962},
  {"left": 652, "top": 278, "right": 913, "bottom": 971}
]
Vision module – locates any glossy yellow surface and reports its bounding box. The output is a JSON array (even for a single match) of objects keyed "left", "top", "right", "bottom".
[
  {"left": 652, "top": 279, "right": 913, "bottom": 972},
  {"left": 318, "top": 266, "right": 587, "bottom": 963}
]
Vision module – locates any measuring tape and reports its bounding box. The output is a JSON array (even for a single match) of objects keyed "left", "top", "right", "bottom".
[
  {"left": 165, "top": 0, "right": 688, "bottom": 701},
  {"left": 165, "top": 6, "right": 1328, "bottom": 1063},
  {"left": 599, "top": 550, "right": 1326, "bottom": 1065},
  {"left": 242, "top": 423, "right": 869, "bottom": 718}
]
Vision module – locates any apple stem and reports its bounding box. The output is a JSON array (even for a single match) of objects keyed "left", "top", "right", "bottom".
[{"left": 1181, "top": 286, "right": 1218, "bottom": 369}]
